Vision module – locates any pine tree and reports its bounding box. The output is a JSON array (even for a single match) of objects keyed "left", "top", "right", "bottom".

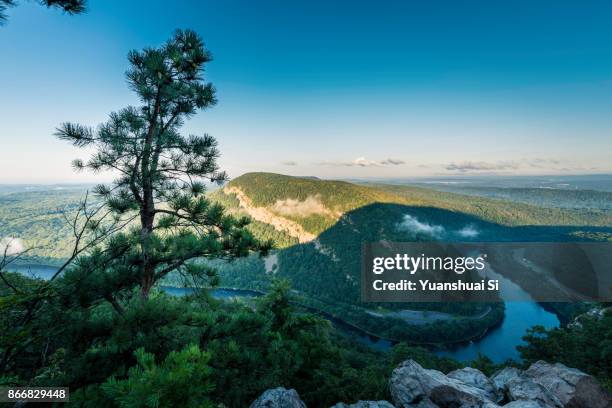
[
  {"left": 0, "top": 0, "right": 86, "bottom": 24},
  {"left": 56, "top": 29, "right": 269, "bottom": 298}
]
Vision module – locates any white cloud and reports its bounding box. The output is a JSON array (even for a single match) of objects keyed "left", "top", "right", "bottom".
[
  {"left": 380, "top": 158, "right": 406, "bottom": 166},
  {"left": 318, "top": 157, "right": 406, "bottom": 167},
  {"left": 272, "top": 195, "right": 332, "bottom": 217},
  {"left": 456, "top": 225, "right": 480, "bottom": 238},
  {"left": 445, "top": 161, "right": 519, "bottom": 172},
  {"left": 444, "top": 158, "right": 595, "bottom": 174},
  {"left": 397, "top": 215, "right": 445, "bottom": 237},
  {"left": 0, "top": 237, "right": 25, "bottom": 256}
]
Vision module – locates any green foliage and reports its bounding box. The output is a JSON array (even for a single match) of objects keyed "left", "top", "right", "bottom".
[
  {"left": 518, "top": 309, "right": 612, "bottom": 390},
  {"left": 414, "top": 185, "right": 612, "bottom": 211},
  {"left": 368, "top": 183, "right": 612, "bottom": 227},
  {"left": 0, "top": 272, "right": 61, "bottom": 378},
  {"left": 101, "top": 345, "right": 214, "bottom": 408},
  {"left": 2, "top": 11, "right": 611, "bottom": 407},
  {"left": 0, "top": 0, "right": 86, "bottom": 24},
  {"left": 207, "top": 174, "right": 612, "bottom": 344},
  {"left": 0, "top": 272, "right": 466, "bottom": 408},
  {"left": 226, "top": 173, "right": 612, "bottom": 237},
  {"left": 0, "top": 189, "right": 89, "bottom": 260},
  {"left": 55, "top": 30, "right": 270, "bottom": 298}
]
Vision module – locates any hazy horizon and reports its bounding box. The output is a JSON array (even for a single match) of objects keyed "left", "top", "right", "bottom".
[{"left": 2, "top": 172, "right": 612, "bottom": 187}]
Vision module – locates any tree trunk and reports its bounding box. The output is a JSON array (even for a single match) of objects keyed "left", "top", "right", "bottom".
[
  {"left": 140, "top": 93, "right": 160, "bottom": 299},
  {"left": 140, "top": 199, "right": 155, "bottom": 299}
]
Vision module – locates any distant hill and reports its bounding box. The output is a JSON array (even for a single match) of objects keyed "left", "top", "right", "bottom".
[
  {"left": 214, "top": 172, "right": 612, "bottom": 245},
  {"left": 4, "top": 173, "right": 612, "bottom": 343},
  {"left": 3, "top": 172, "right": 610, "bottom": 260},
  {"left": 203, "top": 173, "right": 612, "bottom": 343},
  {"left": 464, "top": 186, "right": 612, "bottom": 210},
  {"left": 0, "top": 189, "right": 87, "bottom": 262}
]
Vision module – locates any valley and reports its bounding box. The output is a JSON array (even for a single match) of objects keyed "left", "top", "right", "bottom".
[{"left": 3, "top": 172, "right": 610, "bottom": 363}]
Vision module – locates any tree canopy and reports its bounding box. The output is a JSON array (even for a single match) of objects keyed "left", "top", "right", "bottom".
[
  {"left": 56, "top": 29, "right": 270, "bottom": 299},
  {"left": 0, "top": 0, "right": 85, "bottom": 24}
]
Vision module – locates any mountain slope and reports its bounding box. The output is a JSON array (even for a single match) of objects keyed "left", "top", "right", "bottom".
[
  {"left": 207, "top": 173, "right": 612, "bottom": 344},
  {"left": 4, "top": 174, "right": 611, "bottom": 344},
  {"left": 215, "top": 173, "right": 612, "bottom": 247}
]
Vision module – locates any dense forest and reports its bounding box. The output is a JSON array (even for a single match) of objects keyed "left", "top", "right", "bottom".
[
  {"left": 228, "top": 173, "right": 612, "bottom": 236},
  {"left": 207, "top": 191, "right": 612, "bottom": 342},
  {"left": 0, "top": 190, "right": 89, "bottom": 262},
  {"left": 4, "top": 173, "right": 612, "bottom": 346},
  {"left": 3, "top": 173, "right": 610, "bottom": 263},
  {"left": 2, "top": 270, "right": 611, "bottom": 406},
  {"left": 1, "top": 16, "right": 611, "bottom": 406},
  {"left": 401, "top": 184, "right": 612, "bottom": 210}
]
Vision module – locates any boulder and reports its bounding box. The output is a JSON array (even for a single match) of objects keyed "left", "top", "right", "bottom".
[
  {"left": 250, "top": 387, "right": 307, "bottom": 408},
  {"left": 387, "top": 359, "right": 612, "bottom": 408},
  {"left": 448, "top": 367, "right": 498, "bottom": 401},
  {"left": 401, "top": 400, "right": 438, "bottom": 408},
  {"left": 491, "top": 367, "right": 522, "bottom": 399},
  {"left": 502, "top": 402, "right": 553, "bottom": 408},
  {"left": 330, "top": 401, "right": 395, "bottom": 408},
  {"left": 524, "top": 361, "right": 612, "bottom": 408},
  {"left": 389, "top": 360, "right": 495, "bottom": 408},
  {"left": 504, "top": 377, "right": 562, "bottom": 407}
]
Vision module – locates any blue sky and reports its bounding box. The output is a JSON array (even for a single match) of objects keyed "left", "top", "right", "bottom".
[{"left": 1, "top": 0, "right": 611, "bottom": 182}]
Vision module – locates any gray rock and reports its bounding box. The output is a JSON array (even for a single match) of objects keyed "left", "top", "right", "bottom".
[
  {"left": 448, "top": 367, "right": 498, "bottom": 401},
  {"left": 387, "top": 359, "right": 611, "bottom": 408},
  {"left": 502, "top": 402, "right": 553, "bottom": 408},
  {"left": 403, "top": 400, "right": 439, "bottom": 408},
  {"left": 250, "top": 387, "right": 306, "bottom": 408},
  {"left": 330, "top": 401, "right": 395, "bottom": 408},
  {"left": 504, "top": 377, "right": 562, "bottom": 407},
  {"left": 491, "top": 367, "right": 522, "bottom": 399},
  {"left": 524, "top": 360, "right": 612, "bottom": 408},
  {"left": 389, "top": 360, "right": 494, "bottom": 408}
]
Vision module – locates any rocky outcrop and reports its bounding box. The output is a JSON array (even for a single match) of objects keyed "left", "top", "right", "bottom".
[
  {"left": 502, "top": 402, "right": 550, "bottom": 408},
  {"left": 224, "top": 186, "right": 316, "bottom": 243},
  {"left": 523, "top": 361, "right": 612, "bottom": 408},
  {"left": 254, "top": 360, "right": 611, "bottom": 408},
  {"left": 389, "top": 360, "right": 611, "bottom": 408},
  {"left": 447, "top": 367, "right": 498, "bottom": 402},
  {"left": 249, "top": 387, "right": 306, "bottom": 408},
  {"left": 501, "top": 375, "right": 562, "bottom": 407},
  {"left": 568, "top": 306, "right": 611, "bottom": 329},
  {"left": 389, "top": 360, "right": 495, "bottom": 407},
  {"left": 490, "top": 367, "right": 521, "bottom": 398},
  {"left": 330, "top": 402, "right": 395, "bottom": 408}
]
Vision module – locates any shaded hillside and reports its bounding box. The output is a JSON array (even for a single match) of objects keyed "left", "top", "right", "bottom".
[
  {"left": 218, "top": 173, "right": 612, "bottom": 245},
  {"left": 3, "top": 176, "right": 611, "bottom": 344},
  {"left": 366, "top": 183, "right": 612, "bottom": 227},
  {"left": 212, "top": 198, "right": 612, "bottom": 344},
  {"left": 221, "top": 172, "right": 407, "bottom": 236},
  {"left": 4, "top": 173, "right": 609, "bottom": 262}
]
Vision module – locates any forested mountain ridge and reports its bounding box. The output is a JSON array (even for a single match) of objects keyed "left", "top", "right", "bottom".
[
  {"left": 0, "top": 189, "right": 91, "bottom": 262},
  {"left": 391, "top": 183, "right": 612, "bottom": 210},
  {"left": 3, "top": 172, "right": 610, "bottom": 262},
  {"left": 217, "top": 172, "right": 612, "bottom": 243},
  {"left": 3, "top": 174, "right": 612, "bottom": 402},
  {"left": 198, "top": 173, "right": 612, "bottom": 344}
]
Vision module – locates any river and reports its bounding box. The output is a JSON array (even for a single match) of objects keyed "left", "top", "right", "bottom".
[{"left": 9, "top": 264, "right": 559, "bottom": 362}]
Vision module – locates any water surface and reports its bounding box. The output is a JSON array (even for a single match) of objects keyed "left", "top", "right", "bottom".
[{"left": 10, "top": 264, "right": 559, "bottom": 361}]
